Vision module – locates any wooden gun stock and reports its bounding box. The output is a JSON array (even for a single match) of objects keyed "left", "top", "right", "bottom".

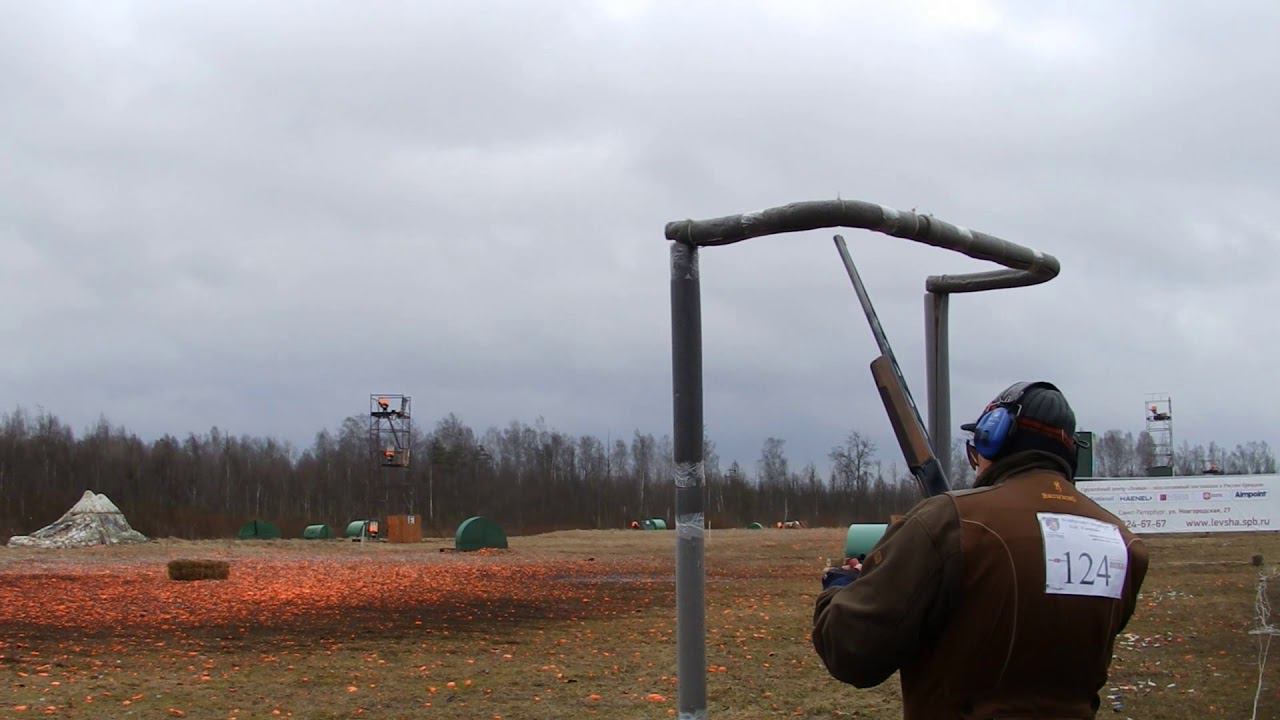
[{"left": 871, "top": 356, "right": 950, "bottom": 497}]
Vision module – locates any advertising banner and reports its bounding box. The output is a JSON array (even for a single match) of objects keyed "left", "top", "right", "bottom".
[{"left": 1077, "top": 474, "right": 1280, "bottom": 534}]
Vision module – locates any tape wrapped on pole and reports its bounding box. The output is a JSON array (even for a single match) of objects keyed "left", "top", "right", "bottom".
[
  {"left": 671, "top": 242, "right": 699, "bottom": 279},
  {"left": 677, "top": 512, "right": 705, "bottom": 539},
  {"left": 674, "top": 461, "right": 704, "bottom": 489}
]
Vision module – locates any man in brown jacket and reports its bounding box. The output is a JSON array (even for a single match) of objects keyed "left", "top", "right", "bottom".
[{"left": 813, "top": 381, "right": 1148, "bottom": 719}]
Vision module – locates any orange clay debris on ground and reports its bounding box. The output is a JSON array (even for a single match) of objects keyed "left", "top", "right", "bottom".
[
  {"left": 0, "top": 530, "right": 1274, "bottom": 719},
  {"left": 0, "top": 532, "right": 824, "bottom": 718},
  {"left": 0, "top": 555, "right": 669, "bottom": 638}
]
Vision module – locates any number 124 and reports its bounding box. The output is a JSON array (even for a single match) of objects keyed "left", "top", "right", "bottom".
[{"left": 1063, "top": 552, "right": 1111, "bottom": 586}]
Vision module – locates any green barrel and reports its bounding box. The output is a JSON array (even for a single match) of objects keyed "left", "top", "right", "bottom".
[
  {"left": 302, "top": 524, "right": 332, "bottom": 539},
  {"left": 844, "top": 524, "right": 888, "bottom": 560},
  {"left": 747, "top": 522, "right": 764, "bottom": 530},
  {"left": 345, "top": 520, "right": 369, "bottom": 538},
  {"left": 236, "top": 519, "right": 281, "bottom": 540},
  {"left": 455, "top": 516, "right": 508, "bottom": 551}
]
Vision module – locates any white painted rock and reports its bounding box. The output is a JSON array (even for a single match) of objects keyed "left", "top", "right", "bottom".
[{"left": 7, "top": 491, "right": 148, "bottom": 548}]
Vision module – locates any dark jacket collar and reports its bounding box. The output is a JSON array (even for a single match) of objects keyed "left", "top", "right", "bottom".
[{"left": 974, "top": 450, "right": 1073, "bottom": 489}]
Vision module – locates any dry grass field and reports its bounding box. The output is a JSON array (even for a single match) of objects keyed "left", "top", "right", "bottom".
[{"left": 1, "top": 529, "right": 1277, "bottom": 719}]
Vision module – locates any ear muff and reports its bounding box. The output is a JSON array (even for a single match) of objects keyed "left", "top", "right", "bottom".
[
  {"left": 973, "top": 405, "right": 1017, "bottom": 459},
  {"left": 967, "top": 380, "right": 1074, "bottom": 463}
]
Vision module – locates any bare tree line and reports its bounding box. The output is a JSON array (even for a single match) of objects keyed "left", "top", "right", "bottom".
[
  {"left": 0, "top": 408, "right": 925, "bottom": 540},
  {"left": 1090, "top": 430, "right": 1276, "bottom": 477},
  {"left": 1, "top": 407, "right": 1271, "bottom": 541}
]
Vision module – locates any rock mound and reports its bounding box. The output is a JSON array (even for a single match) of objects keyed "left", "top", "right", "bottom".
[{"left": 7, "top": 491, "right": 148, "bottom": 548}]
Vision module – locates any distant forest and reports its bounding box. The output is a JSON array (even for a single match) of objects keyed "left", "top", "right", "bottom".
[
  {"left": 0, "top": 408, "right": 1273, "bottom": 540},
  {"left": 1087, "top": 429, "right": 1275, "bottom": 479}
]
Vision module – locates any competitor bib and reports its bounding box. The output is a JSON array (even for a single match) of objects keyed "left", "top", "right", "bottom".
[{"left": 1038, "top": 513, "right": 1128, "bottom": 599}]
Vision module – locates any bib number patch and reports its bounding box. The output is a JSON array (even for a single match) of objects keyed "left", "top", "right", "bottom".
[{"left": 1038, "top": 513, "right": 1127, "bottom": 599}]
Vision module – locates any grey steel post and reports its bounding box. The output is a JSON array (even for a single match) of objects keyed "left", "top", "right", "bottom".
[
  {"left": 924, "top": 292, "right": 951, "bottom": 479},
  {"left": 665, "top": 198, "right": 1060, "bottom": 715},
  {"left": 670, "top": 242, "right": 707, "bottom": 720}
]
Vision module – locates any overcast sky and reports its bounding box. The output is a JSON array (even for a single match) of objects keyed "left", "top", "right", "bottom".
[{"left": 2, "top": 0, "right": 1276, "bottom": 473}]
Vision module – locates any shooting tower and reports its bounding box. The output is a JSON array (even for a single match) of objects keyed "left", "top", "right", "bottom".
[
  {"left": 1145, "top": 393, "right": 1173, "bottom": 476},
  {"left": 370, "top": 394, "right": 412, "bottom": 468}
]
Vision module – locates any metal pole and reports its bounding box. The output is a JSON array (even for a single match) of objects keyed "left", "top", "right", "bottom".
[
  {"left": 925, "top": 291, "right": 951, "bottom": 479},
  {"left": 670, "top": 242, "right": 707, "bottom": 720}
]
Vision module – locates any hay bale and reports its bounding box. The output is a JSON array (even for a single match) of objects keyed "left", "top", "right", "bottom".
[{"left": 167, "top": 559, "right": 230, "bottom": 581}]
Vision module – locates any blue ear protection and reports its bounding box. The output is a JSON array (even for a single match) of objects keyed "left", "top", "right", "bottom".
[
  {"left": 970, "top": 381, "right": 1057, "bottom": 460},
  {"left": 972, "top": 406, "right": 1018, "bottom": 459}
]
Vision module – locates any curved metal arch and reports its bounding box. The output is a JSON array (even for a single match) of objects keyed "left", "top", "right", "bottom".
[{"left": 664, "top": 199, "right": 1059, "bottom": 293}]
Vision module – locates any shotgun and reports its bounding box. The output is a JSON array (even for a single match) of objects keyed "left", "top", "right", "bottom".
[{"left": 834, "top": 235, "right": 950, "bottom": 497}]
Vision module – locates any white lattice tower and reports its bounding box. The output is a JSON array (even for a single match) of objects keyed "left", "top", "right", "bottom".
[{"left": 1144, "top": 393, "right": 1173, "bottom": 471}]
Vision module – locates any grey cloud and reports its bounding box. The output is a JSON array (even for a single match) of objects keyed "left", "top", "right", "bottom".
[{"left": 1, "top": 1, "right": 1275, "bottom": 475}]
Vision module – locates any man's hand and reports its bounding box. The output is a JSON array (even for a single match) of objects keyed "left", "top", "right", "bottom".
[{"left": 821, "top": 558, "right": 863, "bottom": 590}]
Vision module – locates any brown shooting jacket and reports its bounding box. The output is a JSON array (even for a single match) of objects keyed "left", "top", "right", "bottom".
[{"left": 813, "top": 451, "right": 1148, "bottom": 719}]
